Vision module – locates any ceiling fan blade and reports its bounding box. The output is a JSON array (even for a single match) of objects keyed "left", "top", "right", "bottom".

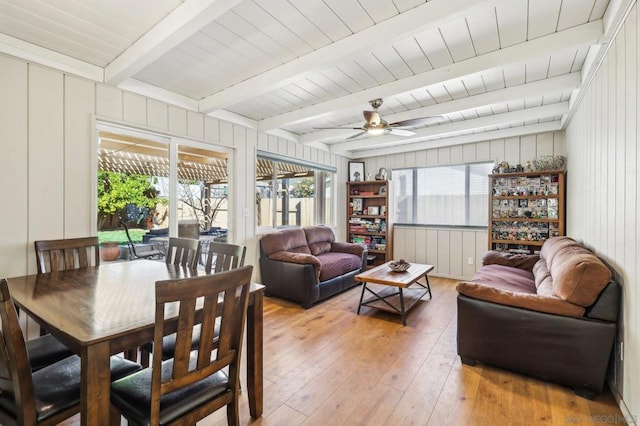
[
  {"left": 346, "top": 131, "right": 367, "bottom": 140},
  {"left": 390, "top": 116, "right": 442, "bottom": 128},
  {"left": 388, "top": 128, "right": 415, "bottom": 137},
  {"left": 313, "top": 126, "right": 364, "bottom": 130}
]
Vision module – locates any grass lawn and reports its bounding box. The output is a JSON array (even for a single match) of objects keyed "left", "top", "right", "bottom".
[{"left": 98, "top": 229, "right": 147, "bottom": 244}]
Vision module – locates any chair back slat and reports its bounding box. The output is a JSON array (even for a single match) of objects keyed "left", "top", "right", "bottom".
[
  {"left": 150, "top": 265, "right": 252, "bottom": 423},
  {"left": 0, "top": 279, "right": 38, "bottom": 424},
  {"left": 165, "top": 237, "right": 200, "bottom": 269},
  {"left": 204, "top": 242, "right": 246, "bottom": 274},
  {"left": 34, "top": 237, "right": 100, "bottom": 273}
]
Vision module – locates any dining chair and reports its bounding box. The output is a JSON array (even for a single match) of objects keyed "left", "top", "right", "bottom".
[
  {"left": 139, "top": 242, "right": 248, "bottom": 367},
  {"left": 164, "top": 237, "right": 200, "bottom": 269},
  {"left": 110, "top": 265, "right": 253, "bottom": 425},
  {"left": 0, "top": 279, "right": 141, "bottom": 426},
  {"left": 33, "top": 237, "right": 100, "bottom": 342},
  {"left": 204, "top": 242, "right": 246, "bottom": 274},
  {"left": 136, "top": 236, "right": 200, "bottom": 367},
  {"left": 34, "top": 236, "right": 100, "bottom": 273}
]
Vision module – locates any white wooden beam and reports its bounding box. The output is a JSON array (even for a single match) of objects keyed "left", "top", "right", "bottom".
[
  {"left": 105, "top": 0, "right": 242, "bottom": 85},
  {"left": 258, "top": 20, "right": 602, "bottom": 132},
  {"left": 0, "top": 33, "right": 103, "bottom": 81},
  {"left": 344, "top": 122, "right": 562, "bottom": 159},
  {"left": 264, "top": 129, "right": 300, "bottom": 143},
  {"left": 334, "top": 102, "right": 569, "bottom": 152},
  {"left": 118, "top": 78, "right": 199, "bottom": 111},
  {"left": 301, "top": 72, "right": 580, "bottom": 144},
  {"left": 207, "top": 110, "right": 257, "bottom": 130},
  {"left": 198, "top": 0, "right": 504, "bottom": 113}
]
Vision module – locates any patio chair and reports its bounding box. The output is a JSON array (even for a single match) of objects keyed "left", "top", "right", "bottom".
[{"left": 121, "top": 223, "right": 163, "bottom": 260}]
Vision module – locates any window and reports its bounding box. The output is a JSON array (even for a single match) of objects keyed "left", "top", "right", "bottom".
[
  {"left": 393, "top": 162, "right": 494, "bottom": 226},
  {"left": 256, "top": 152, "right": 335, "bottom": 231}
]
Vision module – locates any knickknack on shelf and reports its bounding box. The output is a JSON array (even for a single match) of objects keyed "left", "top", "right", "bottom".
[
  {"left": 347, "top": 179, "right": 392, "bottom": 268},
  {"left": 488, "top": 170, "right": 565, "bottom": 255}
]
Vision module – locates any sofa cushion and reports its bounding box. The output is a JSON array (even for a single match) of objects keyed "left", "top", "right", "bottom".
[
  {"left": 456, "top": 282, "right": 586, "bottom": 317},
  {"left": 304, "top": 226, "right": 335, "bottom": 256},
  {"left": 550, "top": 246, "right": 612, "bottom": 307},
  {"left": 470, "top": 264, "right": 536, "bottom": 294},
  {"left": 261, "top": 228, "right": 311, "bottom": 256},
  {"left": 540, "top": 236, "right": 582, "bottom": 270},
  {"left": 316, "top": 252, "right": 362, "bottom": 282},
  {"left": 482, "top": 251, "right": 539, "bottom": 271},
  {"left": 268, "top": 251, "right": 322, "bottom": 279},
  {"left": 331, "top": 241, "right": 365, "bottom": 257},
  {"left": 532, "top": 259, "right": 554, "bottom": 297}
]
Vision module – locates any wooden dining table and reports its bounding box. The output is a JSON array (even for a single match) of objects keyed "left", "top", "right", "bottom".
[{"left": 6, "top": 260, "right": 264, "bottom": 425}]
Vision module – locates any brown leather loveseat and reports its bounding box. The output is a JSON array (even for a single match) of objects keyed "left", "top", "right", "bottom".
[
  {"left": 456, "top": 236, "right": 619, "bottom": 399},
  {"left": 259, "top": 226, "right": 367, "bottom": 308}
]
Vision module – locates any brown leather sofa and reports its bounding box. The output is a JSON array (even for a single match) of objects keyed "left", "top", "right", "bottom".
[
  {"left": 259, "top": 226, "right": 367, "bottom": 308},
  {"left": 456, "top": 236, "right": 620, "bottom": 399}
]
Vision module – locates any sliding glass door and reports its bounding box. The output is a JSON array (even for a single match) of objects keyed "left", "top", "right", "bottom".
[{"left": 96, "top": 123, "right": 229, "bottom": 249}]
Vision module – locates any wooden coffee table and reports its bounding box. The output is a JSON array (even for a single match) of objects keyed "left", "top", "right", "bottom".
[{"left": 355, "top": 262, "right": 434, "bottom": 325}]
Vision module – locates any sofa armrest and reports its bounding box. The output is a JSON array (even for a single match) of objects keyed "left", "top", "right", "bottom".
[
  {"left": 269, "top": 251, "right": 321, "bottom": 272},
  {"left": 330, "top": 241, "right": 365, "bottom": 257},
  {"left": 482, "top": 250, "right": 539, "bottom": 271},
  {"left": 456, "top": 282, "right": 585, "bottom": 317},
  {"left": 585, "top": 281, "right": 620, "bottom": 322},
  {"left": 259, "top": 256, "right": 319, "bottom": 308}
]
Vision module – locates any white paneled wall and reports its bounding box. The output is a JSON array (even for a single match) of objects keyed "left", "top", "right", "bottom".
[
  {"left": 393, "top": 226, "right": 488, "bottom": 279},
  {"left": 565, "top": 4, "right": 639, "bottom": 419},
  {"left": 360, "top": 132, "right": 565, "bottom": 279}
]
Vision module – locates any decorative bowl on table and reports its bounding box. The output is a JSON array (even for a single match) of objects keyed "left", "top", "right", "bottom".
[{"left": 388, "top": 259, "right": 411, "bottom": 272}]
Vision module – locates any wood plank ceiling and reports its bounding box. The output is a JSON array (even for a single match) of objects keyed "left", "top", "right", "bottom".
[{"left": 0, "top": 0, "right": 621, "bottom": 158}]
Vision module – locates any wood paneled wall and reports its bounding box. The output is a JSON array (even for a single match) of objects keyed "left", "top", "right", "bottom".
[
  {"left": 565, "top": 4, "right": 639, "bottom": 419},
  {"left": 360, "top": 132, "right": 565, "bottom": 279}
]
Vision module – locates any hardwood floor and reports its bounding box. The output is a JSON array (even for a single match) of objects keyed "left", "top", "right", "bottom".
[{"left": 62, "top": 276, "right": 625, "bottom": 425}]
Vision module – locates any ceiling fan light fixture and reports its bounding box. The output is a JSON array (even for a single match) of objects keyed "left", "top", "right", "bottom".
[{"left": 367, "top": 127, "right": 386, "bottom": 136}]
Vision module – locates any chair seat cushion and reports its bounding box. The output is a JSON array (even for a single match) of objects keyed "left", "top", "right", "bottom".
[
  {"left": 26, "top": 334, "right": 75, "bottom": 372},
  {"left": 0, "top": 355, "right": 140, "bottom": 423},
  {"left": 111, "top": 353, "right": 229, "bottom": 425}
]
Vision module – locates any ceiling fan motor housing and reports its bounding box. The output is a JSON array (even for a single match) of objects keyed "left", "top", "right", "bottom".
[{"left": 369, "top": 98, "right": 384, "bottom": 109}]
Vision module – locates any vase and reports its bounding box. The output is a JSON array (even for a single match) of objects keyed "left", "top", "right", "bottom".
[{"left": 100, "top": 242, "right": 121, "bottom": 262}]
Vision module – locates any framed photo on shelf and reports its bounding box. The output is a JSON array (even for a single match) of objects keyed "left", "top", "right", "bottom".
[
  {"left": 368, "top": 206, "right": 380, "bottom": 216},
  {"left": 352, "top": 198, "right": 363, "bottom": 213},
  {"left": 348, "top": 161, "right": 365, "bottom": 182}
]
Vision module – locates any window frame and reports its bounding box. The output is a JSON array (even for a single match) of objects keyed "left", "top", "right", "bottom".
[{"left": 392, "top": 161, "right": 494, "bottom": 228}]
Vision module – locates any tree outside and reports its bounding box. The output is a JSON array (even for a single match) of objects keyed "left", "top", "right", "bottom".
[
  {"left": 291, "top": 178, "right": 314, "bottom": 198},
  {"left": 97, "top": 171, "right": 163, "bottom": 230}
]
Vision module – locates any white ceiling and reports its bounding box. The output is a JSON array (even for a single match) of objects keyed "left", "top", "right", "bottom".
[{"left": 0, "top": 0, "right": 630, "bottom": 158}]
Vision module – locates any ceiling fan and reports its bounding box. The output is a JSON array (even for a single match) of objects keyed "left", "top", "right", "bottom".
[{"left": 314, "top": 98, "right": 440, "bottom": 140}]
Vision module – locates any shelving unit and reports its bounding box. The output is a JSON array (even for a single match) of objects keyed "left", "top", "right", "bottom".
[
  {"left": 347, "top": 180, "right": 392, "bottom": 267},
  {"left": 489, "top": 170, "right": 565, "bottom": 254}
]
